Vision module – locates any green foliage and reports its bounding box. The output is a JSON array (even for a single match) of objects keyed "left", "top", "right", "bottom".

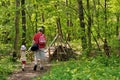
[
  {"left": 36, "top": 56, "right": 120, "bottom": 80},
  {"left": 0, "top": 44, "right": 12, "bottom": 55},
  {"left": 0, "top": 0, "right": 120, "bottom": 51},
  {"left": 0, "top": 56, "right": 19, "bottom": 80}
]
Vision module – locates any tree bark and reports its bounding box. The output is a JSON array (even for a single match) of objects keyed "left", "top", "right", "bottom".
[
  {"left": 87, "top": 0, "right": 92, "bottom": 53},
  {"left": 41, "top": 12, "right": 45, "bottom": 23},
  {"left": 13, "top": 0, "right": 20, "bottom": 62},
  {"left": 116, "top": 14, "right": 119, "bottom": 36},
  {"left": 21, "top": 0, "right": 26, "bottom": 45},
  {"left": 66, "top": 0, "right": 73, "bottom": 41},
  {"left": 104, "top": 0, "right": 107, "bottom": 38},
  {"left": 97, "top": 0, "right": 100, "bottom": 38},
  {"left": 35, "top": 4, "right": 38, "bottom": 33},
  {"left": 77, "top": 0, "right": 87, "bottom": 50},
  {"left": 56, "top": 18, "right": 63, "bottom": 39}
]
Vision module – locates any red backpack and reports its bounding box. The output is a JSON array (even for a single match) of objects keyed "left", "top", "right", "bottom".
[{"left": 39, "top": 34, "right": 46, "bottom": 44}]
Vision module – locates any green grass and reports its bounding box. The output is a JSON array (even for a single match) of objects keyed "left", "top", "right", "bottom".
[
  {"left": 38, "top": 56, "right": 120, "bottom": 80},
  {"left": 0, "top": 56, "right": 20, "bottom": 80}
]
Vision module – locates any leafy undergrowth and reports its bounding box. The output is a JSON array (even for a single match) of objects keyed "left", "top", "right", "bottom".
[
  {"left": 36, "top": 56, "right": 120, "bottom": 80},
  {"left": 0, "top": 56, "right": 19, "bottom": 80}
]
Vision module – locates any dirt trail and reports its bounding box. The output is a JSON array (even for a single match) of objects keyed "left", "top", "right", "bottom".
[
  {"left": 8, "top": 48, "right": 55, "bottom": 80},
  {"left": 8, "top": 47, "right": 56, "bottom": 80},
  {"left": 8, "top": 62, "right": 51, "bottom": 80}
]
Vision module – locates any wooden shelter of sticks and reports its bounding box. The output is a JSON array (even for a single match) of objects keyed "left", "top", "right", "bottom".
[{"left": 47, "top": 18, "right": 76, "bottom": 61}]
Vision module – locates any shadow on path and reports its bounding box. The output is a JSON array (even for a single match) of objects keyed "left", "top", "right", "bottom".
[{"left": 8, "top": 62, "right": 51, "bottom": 80}]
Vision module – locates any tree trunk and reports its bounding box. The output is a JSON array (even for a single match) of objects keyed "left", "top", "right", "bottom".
[
  {"left": 21, "top": 0, "right": 26, "bottom": 45},
  {"left": 66, "top": 0, "right": 73, "bottom": 41},
  {"left": 77, "top": 0, "right": 87, "bottom": 50},
  {"left": 35, "top": 4, "right": 38, "bottom": 33},
  {"left": 103, "top": 39, "right": 110, "bottom": 57},
  {"left": 97, "top": 0, "right": 100, "bottom": 38},
  {"left": 56, "top": 18, "right": 63, "bottom": 39},
  {"left": 104, "top": 0, "right": 107, "bottom": 38},
  {"left": 93, "top": 0, "right": 100, "bottom": 39},
  {"left": 41, "top": 12, "right": 45, "bottom": 23},
  {"left": 41, "top": 12, "right": 45, "bottom": 34},
  {"left": 118, "top": 32, "right": 120, "bottom": 56},
  {"left": 13, "top": 0, "right": 20, "bottom": 62},
  {"left": 116, "top": 14, "right": 119, "bottom": 36},
  {"left": 87, "top": 0, "right": 92, "bottom": 53}
]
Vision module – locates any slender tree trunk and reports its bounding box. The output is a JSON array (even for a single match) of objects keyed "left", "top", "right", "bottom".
[
  {"left": 104, "top": 0, "right": 110, "bottom": 57},
  {"left": 116, "top": 14, "right": 119, "bottom": 36},
  {"left": 13, "top": 0, "right": 20, "bottom": 62},
  {"left": 93, "top": 0, "right": 100, "bottom": 38},
  {"left": 104, "top": 0, "right": 107, "bottom": 39},
  {"left": 21, "top": 0, "right": 26, "bottom": 45},
  {"left": 66, "top": 0, "right": 73, "bottom": 41},
  {"left": 41, "top": 12, "right": 45, "bottom": 23},
  {"left": 117, "top": 14, "right": 120, "bottom": 56},
  {"left": 87, "top": 0, "right": 92, "bottom": 53},
  {"left": 92, "top": 0, "right": 101, "bottom": 51},
  {"left": 118, "top": 32, "right": 120, "bottom": 56},
  {"left": 66, "top": 0, "right": 69, "bottom": 41},
  {"left": 97, "top": 0, "right": 100, "bottom": 38},
  {"left": 41, "top": 12, "right": 45, "bottom": 34},
  {"left": 77, "top": 0, "right": 87, "bottom": 50},
  {"left": 35, "top": 4, "right": 38, "bottom": 33},
  {"left": 56, "top": 18, "right": 63, "bottom": 38}
]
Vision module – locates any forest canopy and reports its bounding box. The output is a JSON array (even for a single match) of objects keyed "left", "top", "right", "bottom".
[{"left": 0, "top": 0, "right": 120, "bottom": 57}]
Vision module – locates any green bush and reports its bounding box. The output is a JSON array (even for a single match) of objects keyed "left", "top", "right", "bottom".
[
  {"left": 0, "top": 56, "right": 19, "bottom": 79},
  {"left": 37, "top": 56, "right": 120, "bottom": 80}
]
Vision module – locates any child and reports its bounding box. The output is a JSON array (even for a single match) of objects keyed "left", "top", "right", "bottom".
[{"left": 20, "top": 45, "right": 27, "bottom": 71}]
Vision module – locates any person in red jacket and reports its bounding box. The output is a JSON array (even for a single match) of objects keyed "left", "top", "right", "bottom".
[{"left": 32, "top": 27, "right": 46, "bottom": 71}]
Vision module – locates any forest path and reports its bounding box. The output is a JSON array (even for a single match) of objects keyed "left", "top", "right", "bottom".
[
  {"left": 8, "top": 62, "right": 51, "bottom": 80},
  {"left": 8, "top": 47, "right": 55, "bottom": 80}
]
